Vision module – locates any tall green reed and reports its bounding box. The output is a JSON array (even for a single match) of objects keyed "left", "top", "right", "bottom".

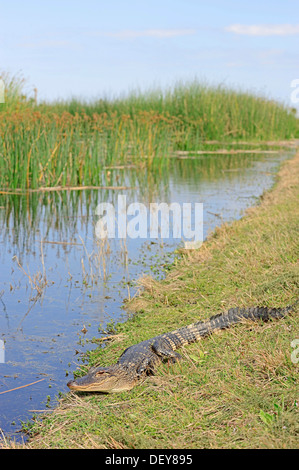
[{"left": 0, "top": 79, "right": 298, "bottom": 190}]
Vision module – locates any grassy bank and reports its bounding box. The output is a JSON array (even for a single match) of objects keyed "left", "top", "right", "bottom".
[
  {"left": 1, "top": 74, "right": 298, "bottom": 191},
  {"left": 22, "top": 150, "right": 299, "bottom": 449}
]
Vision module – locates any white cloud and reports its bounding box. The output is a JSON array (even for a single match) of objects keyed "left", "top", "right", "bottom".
[
  {"left": 225, "top": 24, "right": 299, "bottom": 36},
  {"left": 18, "top": 40, "right": 78, "bottom": 50},
  {"left": 92, "top": 29, "right": 196, "bottom": 39}
]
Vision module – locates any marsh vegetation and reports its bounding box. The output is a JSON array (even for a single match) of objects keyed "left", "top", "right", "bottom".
[{"left": 1, "top": 73, "right": 298, "bottom": 191}]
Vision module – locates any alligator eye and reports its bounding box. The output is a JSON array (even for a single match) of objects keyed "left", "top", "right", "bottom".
[{"left": 95, "top": 370, "right": 107, "bottom": 377}]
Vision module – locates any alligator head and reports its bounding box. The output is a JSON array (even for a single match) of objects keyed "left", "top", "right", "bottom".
[{"left": 67, "top": 364, "right": 137, "bottom": 393}]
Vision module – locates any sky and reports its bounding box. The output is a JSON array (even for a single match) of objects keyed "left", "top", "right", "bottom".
[{"left": 1, "top": 0, "right": 299, "bottom": 107}]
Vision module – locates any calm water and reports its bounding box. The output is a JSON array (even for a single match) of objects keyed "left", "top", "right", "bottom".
[{"left": 0, "top": 151, "right": 291, "bottom": 441}]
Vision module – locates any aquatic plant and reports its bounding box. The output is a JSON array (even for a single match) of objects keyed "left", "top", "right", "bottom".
[{"left": 0, "top": 78, "right": 298, "bottom": 190}]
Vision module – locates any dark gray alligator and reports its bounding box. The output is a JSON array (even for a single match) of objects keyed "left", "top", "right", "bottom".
[{"left": 67, "top": 301, "right": 298, "bottom": 393}]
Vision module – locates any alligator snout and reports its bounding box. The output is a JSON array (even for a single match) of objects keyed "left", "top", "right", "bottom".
[{"left": 67, "top": 379, "right": 77, "bottom": 390}]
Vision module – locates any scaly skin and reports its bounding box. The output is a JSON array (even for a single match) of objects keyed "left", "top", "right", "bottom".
[{"left": 67, "top": 301, "right": 298, "bottom": 393}]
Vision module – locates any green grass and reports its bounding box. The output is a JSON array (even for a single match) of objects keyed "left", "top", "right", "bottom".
[
  {"left": 45, "top": 80, "right": 299, "bottom": 142},
  {"left": 0, "top": 74, "right": 298, "bottom": 191},
  {"left": 21, "top": 150, "right": 299, "bottom": 449}
]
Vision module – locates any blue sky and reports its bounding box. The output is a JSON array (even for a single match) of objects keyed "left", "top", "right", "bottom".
[{"left": 1, "top": 0, "right": 299, "bottom": 106}]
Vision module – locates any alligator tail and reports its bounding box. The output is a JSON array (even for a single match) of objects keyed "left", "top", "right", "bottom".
[
  {"left": 206, "top": 299, "right": 299, "bottom": 334},
  {"left": 157, "top": 299, "right": 298, "bottom": 352}
]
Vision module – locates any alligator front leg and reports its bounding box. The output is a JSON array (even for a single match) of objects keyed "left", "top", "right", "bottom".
[
  {"left": 151, "top": 338, "right": 182, "bottom": 363},
  {"left": 136, "top": 356, "right": 155, "bottom": 376}
]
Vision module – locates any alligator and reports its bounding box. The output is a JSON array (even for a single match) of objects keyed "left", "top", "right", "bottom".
[{"left": 67, "top": 301, "right": 298, "bottom": 393}]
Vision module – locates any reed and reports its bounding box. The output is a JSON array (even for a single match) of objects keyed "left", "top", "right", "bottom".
[{"left": 0, "top": 76, "right": 298, "bottom": 190}]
